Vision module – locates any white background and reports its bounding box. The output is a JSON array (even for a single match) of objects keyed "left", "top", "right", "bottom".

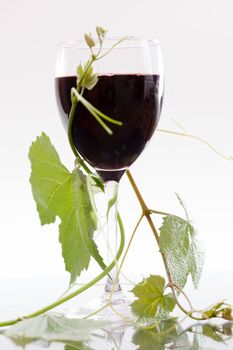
[{"left": 0, "top": 0, "right": 232, "bottom": 289}]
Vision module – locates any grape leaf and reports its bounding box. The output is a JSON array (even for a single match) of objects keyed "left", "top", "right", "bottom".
[
  {"left": 83, "top": 67, "right": 98, "bottom": 90},
  {"left": 159, "top": 194, "right": 204, "bottom": 289},
  {"left": 5, "top": 314, "right": 109, "bottom": 342},
  {"left": 29, "top": 133, "right": 106, "bottom": 283},
  {"left": 131, "top": 275, "right": 175, "bottom": 319},
  {"left": 28, "top": 132, "right": 69, "bottom": 225},
  {"left": 77, "top": 63, "right": 98, "bottom": 91},
  {"left": 132, "top": 318, "right": 178, "bottom": 350}
]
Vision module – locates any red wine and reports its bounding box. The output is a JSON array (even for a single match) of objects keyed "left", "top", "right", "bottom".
[{"left": 55, "top": 74, "right": 162, "bottom": 181}]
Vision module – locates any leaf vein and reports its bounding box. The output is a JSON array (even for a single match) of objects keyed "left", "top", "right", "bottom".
[
  {"left": 30, "top": 155, "right": 69, "bottom": 173},
  {"left": 47, "top": 174, "right": 71, "bottom": 209},
  {"left": 34, "top": 177, "right": 66, "bottom": 185}
]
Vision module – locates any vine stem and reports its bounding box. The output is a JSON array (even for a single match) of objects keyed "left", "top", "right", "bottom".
[
  {"left": 157, "top": 128, "right": 233, "bottom": 161},
  {"left": 148, "top": 208, "right": 183, "bottom": 221},
  {"left": 83, "top": 213, "right": 144, "bottom": 323},
  {"left": 67, "top": 93, "right": 104, "bottom": 191},
  {"left": 96, "top": 36, "right": 130, "bottom": 60},
  {"left": 108, "top": 213, "right": 144, "bottom": 301},
  {"left": 126, "top": 170, "right": 204, "bottom": 321},
  {"left": 0, "top": 214, "right": 125, "bottom": 328},
  {"left": 169, "top": 283, "right": 193, "bottom": 311}
]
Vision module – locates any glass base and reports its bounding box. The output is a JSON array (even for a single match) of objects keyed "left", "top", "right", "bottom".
[{"left": 63, "top": 289, "right": 135, "bottom": 327}]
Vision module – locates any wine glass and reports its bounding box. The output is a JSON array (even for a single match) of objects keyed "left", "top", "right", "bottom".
[{"left": 55, "top": 37, "right": 164, "bottom": 322}]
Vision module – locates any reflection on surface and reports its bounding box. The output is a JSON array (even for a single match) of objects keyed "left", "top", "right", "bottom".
[
  {"left": 132, "top": 318, "right": 179, "bottom": 350},
  {"left": 132, "top": 320, "right": 233, "bottom": 350},
  {"left": 1, "top": 317, "right": 233, "bottom": 349}
]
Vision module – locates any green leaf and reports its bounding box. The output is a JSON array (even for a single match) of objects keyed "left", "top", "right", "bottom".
[
  {"left": 85, "top": 73, "right": 98, "bottom": 91},
  {"left": 83, "top": 66, "right": 98, "bottom": 91},
  {"left": 132, "top": 318, "right": 178, "bottom": 350},
  {"left": 76, "top": 64, "right": 84, "bottom": 83},
  {"left": 29, "top": 133, "right": 106, "bottom": 283},
  {"left": 5, "top": 314, "right": 109, "bottom": 343},
  {"left": 131, "top": 275, "right": 175, "bottom": 319},
  {"left": 76, "top": 64, "right": 98, "bottom": 91},
  {"left": 159, "top": 195, "right": 204, "bottom": 289},
  {"left": 28, "top": 132, "right": 70, "bottom": 225}
]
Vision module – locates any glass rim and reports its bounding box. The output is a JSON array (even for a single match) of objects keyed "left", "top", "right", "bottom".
[{"left": 58, "top": 37, "right": 160, "bottom": 49}]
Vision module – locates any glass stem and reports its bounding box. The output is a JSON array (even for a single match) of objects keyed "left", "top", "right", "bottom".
[{"left": 104, "top": 180, "right": 122, "bottom": 293}]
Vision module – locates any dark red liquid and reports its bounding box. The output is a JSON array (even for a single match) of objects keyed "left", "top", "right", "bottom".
[{"left": 55, "top": 74, "right": 163, "bottom": 181}]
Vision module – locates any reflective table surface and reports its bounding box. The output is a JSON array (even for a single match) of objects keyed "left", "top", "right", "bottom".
[{"left": 0, "top": 272, "right": 232, "bottom": 349}]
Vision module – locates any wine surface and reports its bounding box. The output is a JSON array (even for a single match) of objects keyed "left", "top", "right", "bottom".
[{"left": 55, "top": 74, "right": 162, "bottom": 181}]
